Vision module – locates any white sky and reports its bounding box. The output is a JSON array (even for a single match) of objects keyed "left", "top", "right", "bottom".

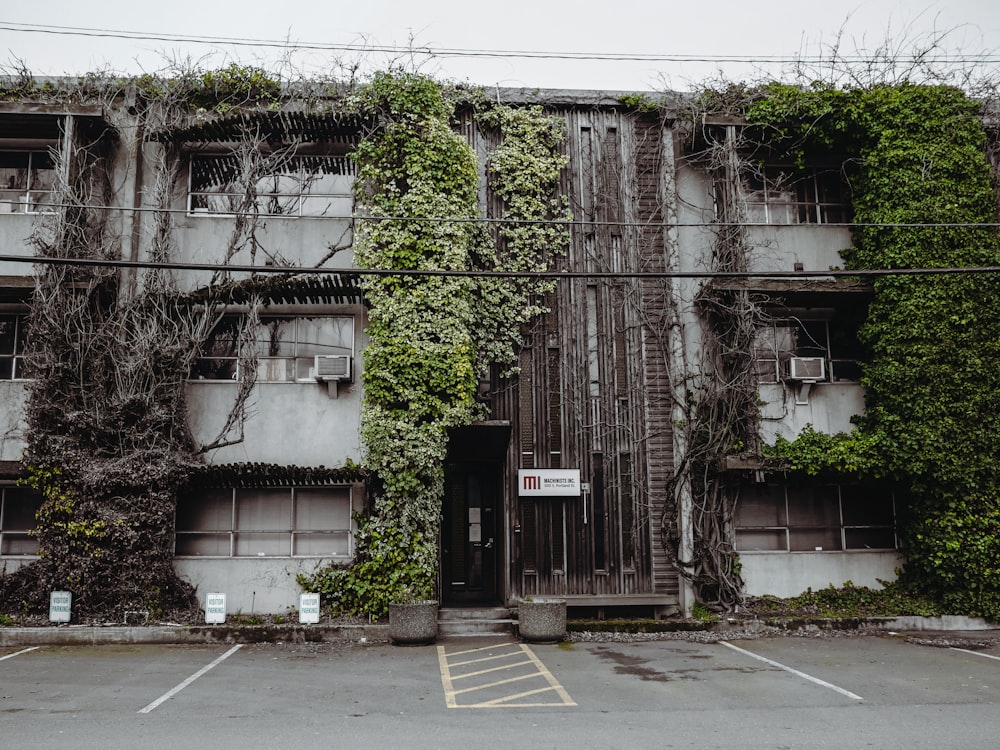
[{"left": 1, "top": 0, "right": 998, "bottom": 92}]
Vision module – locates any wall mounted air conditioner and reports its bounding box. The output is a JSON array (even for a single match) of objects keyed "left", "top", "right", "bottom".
[
  {"left": 314, "top": 355, "right": 352, "bottom": 382},
  {"left": 787, "top": 356, "right": 826, "bottom": 382}
]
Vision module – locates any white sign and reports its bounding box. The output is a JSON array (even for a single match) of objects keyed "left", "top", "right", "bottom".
[
  {"left": 299, "top": 593, "right": 321, "bottom": 624},
  {"left": 518, "top": 469, "right": 582, "bottom": 497},
  {"left": 205, "top": 593, "right": 227, "bottom": 624},
  {"left": 49, "top": 591, "right": 72, "bottom": 623}
]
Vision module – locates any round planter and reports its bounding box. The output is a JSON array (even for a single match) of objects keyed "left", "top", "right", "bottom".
[
  {"left": 388, "top": 600, "right": 439, "bottom": 645},
  {"left": 517, "top": 598, "right": 567, "bottom": 643}
]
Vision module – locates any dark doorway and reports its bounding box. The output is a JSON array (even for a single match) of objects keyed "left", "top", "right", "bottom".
[{"left": 442, "top": 463, "right": 499, "bottom": 605}]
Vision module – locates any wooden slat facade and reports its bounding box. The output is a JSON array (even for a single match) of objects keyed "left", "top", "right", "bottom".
[{"left": 473, "top": 106, "right": 680, "bottom": 611}]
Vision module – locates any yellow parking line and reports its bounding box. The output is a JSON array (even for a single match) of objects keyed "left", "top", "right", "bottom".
[
  {"left": 437, "top": 641, "right": 576, "bottom": 708},
  {"left": 450, "top": 671, "right": 541, "bottom": 696},
  {"left": 450, "top": 658, "right": 535, "bottom": 680},
  {"left": 474, "top": 685, "right": 570, "bottom": 707}
]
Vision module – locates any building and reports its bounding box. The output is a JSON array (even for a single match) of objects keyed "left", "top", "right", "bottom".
[{"left": 1, "top": 78, "right": 940, "bottom": 618}]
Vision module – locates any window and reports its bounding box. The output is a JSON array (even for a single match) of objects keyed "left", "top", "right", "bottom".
[
  {"left": 192, "top": 315, "right": 354, "bottom": 382},
  {"left": 754, "top": 316, "right": 864, "bottom": 383},
  {"left": 0, "top": 151, "right": 56, "bottom": 214},
  {"left": 735, "top": 484, "right": 896, "bottom": 552},
  {"left": 189, "top": 154, "right": 354, "bottom": 217},
  {"left": 175, "top": 486, "right": 353, "bottom": 557},
  {"left": 0, "top": 314, "right": 28, "bottom": 379},
  {"left": 0, "top": 486, "right": 42, "bottom": 555},
  {"left": 742, "top": 167, "right": 848, "bottom": 225}
]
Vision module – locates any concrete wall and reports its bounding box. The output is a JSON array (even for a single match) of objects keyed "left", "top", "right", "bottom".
[
  {"left": 740, "top": 550, "right": 903, "bottom": 598},
  {"left": 0, "top": 213, "right": 36, "bottom": 277},
  {"left": 0, "top": 381, "right": 27, "bottom": 461},
  {"left": 186, "top": 379, "right": 363, "bottom": 466},
  {"left": 174, "top": 557, "right": 338, "bottom": 614},
  {"left": 745, "top": 225, "right": 851, "bottom": 273},
  {"left": 167, "top": 213, "right": 355, "bottom": 292},
  {"left": 759, "top": 382, "right": 866, "bottom": 444}
]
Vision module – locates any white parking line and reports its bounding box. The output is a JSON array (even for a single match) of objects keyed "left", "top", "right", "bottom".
[
  {"left": 721, "top": 641, "right": 864, "bottom": 701},
  {"left": 138, "top": 644, "right": 243, "bottom": 714},
  {"left": 0, "top": 646, "right": 39, "bottom": 662},
  {"left": 952, "top": 647, "right": 1000, "bottom": 662}
]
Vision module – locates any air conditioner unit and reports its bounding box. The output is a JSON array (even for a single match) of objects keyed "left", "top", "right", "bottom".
[
  {"left": 314, "top": 355, "right": 352, "bottom": 382},
  {"left": 787, "top": 356, "right": 826, "bottom": 382}
]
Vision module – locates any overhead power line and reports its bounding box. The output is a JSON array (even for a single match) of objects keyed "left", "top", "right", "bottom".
[
  {"left": 4, "top": 252, "right": 1000, "bottom": 279},
  {"left": 1, "top": 21, "right": 997, "bottom": 65},
  {"left": 13, "top": 199, "right": 1000, "bottom": 230}
]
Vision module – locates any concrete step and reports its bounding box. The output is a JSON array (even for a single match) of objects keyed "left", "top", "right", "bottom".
[{"left": 437, "top": 607, "right": 515, "bottom": 637}]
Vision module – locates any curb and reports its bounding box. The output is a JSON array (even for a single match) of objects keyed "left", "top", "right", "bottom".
[
  {"left": 0, "top": 623, "right": 390, "bottom": 647},
  {"left": 2, "top": 615, "right": 996, "bottom": 647}
]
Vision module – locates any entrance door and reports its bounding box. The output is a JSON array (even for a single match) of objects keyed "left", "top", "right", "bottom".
[{"left": 442, "top": 464, "right": 498, "bottom": 605}]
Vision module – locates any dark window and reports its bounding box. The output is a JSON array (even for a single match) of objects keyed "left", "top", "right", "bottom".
[
  {"left": 192, "top": 315, "right": 354, "bottom": 382},
  {"left": 0, "top": 314, "right": 28, "bottom": 380},
  {"left": 175, "top": 486, "right": 353, "bottom": 557},
  {"left": 0, "top": 150, "right": 56, "bottom": 214},
  {"left": 735, "top": 484, "right": 896, "bottom": 552},
  {"left": 0, "top": 486, "right": 43, "bottom": 555},
  {"left": 755, "top": 316, "right": 864, "bottom": 383}
]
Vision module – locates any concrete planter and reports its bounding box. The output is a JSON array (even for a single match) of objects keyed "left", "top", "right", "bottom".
[
  {"left": 517, "top": 598, "right": 567, "bottom": 643},
  {"left": 388, "top": 600, "right": 439, "bottom": 645}
]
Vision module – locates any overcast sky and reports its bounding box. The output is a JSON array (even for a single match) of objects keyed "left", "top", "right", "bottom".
[{"left": 1, "top": 0, "right": 997, "bottom": 92}]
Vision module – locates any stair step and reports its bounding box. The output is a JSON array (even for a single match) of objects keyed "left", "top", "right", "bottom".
[
  {"left": 437, "top": 607, "right": 512, "bottom": 621},
  {"left": 437, "top": 618, "right": 516, "bottom": 636}
]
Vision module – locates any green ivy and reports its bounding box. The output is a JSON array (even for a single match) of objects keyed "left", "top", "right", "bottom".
[
  {"left": 306, "top": 72, "right": 568, "bottom": 617},
  {"left": 748, "top": 83, "right": 1000, "bottom": 620}
]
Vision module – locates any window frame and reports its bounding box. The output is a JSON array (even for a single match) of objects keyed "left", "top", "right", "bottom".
[
  {"left": 754, "top": 316, "right": 864, "bottom": 384},
  {"left": 192, "top": 314, "right": 355, "bottom": 383},
  {"left": 741, "top": 166, "right": 849, "bottom": 226},
  {"left": 735, "top": 483, "right": 897, "bottom": 553},
  {"left": 0, "top": 313, "right": 29, "bottom": 380},
  {"left": 0, "top": 149, "right": 58, "bottom": 214},
  {"left": 187, "top": 153, "right": 355, "bottom": 218},
  {"left": 174, "top": 485, "right": 355, "bottom": 559},
  {"left": 0, "top": 485, "right": 42, "bottom": 556}
]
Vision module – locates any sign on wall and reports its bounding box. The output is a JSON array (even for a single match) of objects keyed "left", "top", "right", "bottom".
[{"left": 517, "top": 469, "right": 581, "bottom": 497}]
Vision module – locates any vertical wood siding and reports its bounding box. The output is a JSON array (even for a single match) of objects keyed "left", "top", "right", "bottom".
[{"left": 474, "top": 106, "right": 679, "bottom": 604}]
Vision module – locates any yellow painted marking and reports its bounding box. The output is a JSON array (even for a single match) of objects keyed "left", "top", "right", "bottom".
[
  {"left": 437, "top": 641, "right": 576, "bottom": 708},
  {"left": 450, "top": 658, "right": 534, "bottom": 680},
  {"left": 449, "top": 671, "right": 541, "bottom": 696}
]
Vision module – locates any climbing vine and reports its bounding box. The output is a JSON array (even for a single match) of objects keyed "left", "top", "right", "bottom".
[
  {"left": 0, "top": 68, "right": 290, "bottom": 620},
  {"left": 748, "top": 82, "right": 1000, "bottom": 619},
  {"left": 299, "top": 73, "right": 569, "bottom": 617}
]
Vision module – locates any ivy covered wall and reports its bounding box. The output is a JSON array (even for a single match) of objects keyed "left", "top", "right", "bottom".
[{"left": 750, "top": 82, "right": 1000, "bottom": 619}]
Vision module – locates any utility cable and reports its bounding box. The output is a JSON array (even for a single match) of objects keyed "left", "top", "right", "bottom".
[
  {"left": 4, "top": 251, "right": 1000, "bottom": 279},
  {"left": 1, "top": 21, "right": 997, "bottom": 65}
]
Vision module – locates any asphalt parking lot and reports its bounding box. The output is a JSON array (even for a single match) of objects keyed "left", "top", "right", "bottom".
[{"left": 2, "top": 633, "right": 999, "bottom": 749}]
